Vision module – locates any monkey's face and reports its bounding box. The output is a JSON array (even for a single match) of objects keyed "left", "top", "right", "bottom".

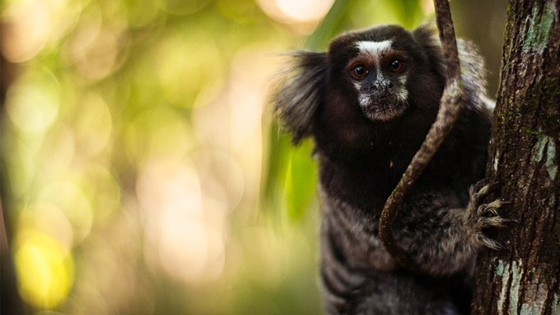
[
  {"left": 346, "top": 40, "right": 409, "bottom": 121},
  {"left": 328, "top": 26, "right": 434, "bottom": 123},
  {"left": 274, "top": 24, "right": 444, "bottom": 146}
]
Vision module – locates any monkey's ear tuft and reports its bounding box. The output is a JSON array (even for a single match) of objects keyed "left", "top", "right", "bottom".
[
  {"left": 412, "top": 23, "right": 446, "bottom": 80},
  {"left": 456, "top": 40, "right": 488, "bottom": 112},
  {"left": 273, "top": 51, "right": 327, "bottom": 144},
  {"left": 413, "top": 24, "right": 488, "bottom": 112}
]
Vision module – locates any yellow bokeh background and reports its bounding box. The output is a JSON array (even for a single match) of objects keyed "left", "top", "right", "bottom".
[{"left": 0, "top": 0, "right": 506, "bottom": 314}]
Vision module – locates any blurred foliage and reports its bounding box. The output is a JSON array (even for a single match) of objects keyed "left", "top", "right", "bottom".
[{"left": 0, "top": 0, "right": 505, "bottom": 314}]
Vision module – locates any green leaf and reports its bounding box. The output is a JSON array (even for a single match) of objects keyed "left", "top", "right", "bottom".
[{"left": 284, "top": 140, "right": 317, "bottom": 222}]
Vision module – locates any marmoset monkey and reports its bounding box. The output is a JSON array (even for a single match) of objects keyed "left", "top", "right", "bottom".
[{"left": 273, "top": 24, "right": 506, "bottom": 315}]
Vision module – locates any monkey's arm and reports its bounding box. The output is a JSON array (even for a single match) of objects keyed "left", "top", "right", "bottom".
[{"left": 391, "top": 183, "right": 506, "bottom": 276}]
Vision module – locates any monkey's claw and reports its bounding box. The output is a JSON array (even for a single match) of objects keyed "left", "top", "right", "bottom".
[{"left": 466, "top": 182, "right": 510, "bottom": 250}]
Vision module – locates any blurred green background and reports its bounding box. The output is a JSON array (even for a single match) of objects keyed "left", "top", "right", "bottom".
[{"left": 0, "top": 0, "right": 506, "bottom": 314}]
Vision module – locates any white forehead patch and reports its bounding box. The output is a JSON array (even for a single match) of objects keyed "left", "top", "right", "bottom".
[{"left": 356, "top": 40, "right": 393, "bottom": 57}]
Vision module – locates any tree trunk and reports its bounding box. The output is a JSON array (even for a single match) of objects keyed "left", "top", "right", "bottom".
[{"left": 472, "top": 0, "right": 560, "bottom": 314}]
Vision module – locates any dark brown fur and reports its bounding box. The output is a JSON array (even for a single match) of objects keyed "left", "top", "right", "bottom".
[{"left": 274, "top": 24, "right": 502, "bottom": 315}]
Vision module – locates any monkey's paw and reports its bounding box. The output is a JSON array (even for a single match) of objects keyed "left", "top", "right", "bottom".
[{"left": 466, "top": 181, "right": 510, "bottom": 250}]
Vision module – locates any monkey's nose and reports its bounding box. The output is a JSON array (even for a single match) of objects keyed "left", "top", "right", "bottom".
[
  {"left": 366, "top": 80, "right": 392, "bottom": 93},
  {"left": 378, "top": 80, "right": 393, "bottom": 89}
]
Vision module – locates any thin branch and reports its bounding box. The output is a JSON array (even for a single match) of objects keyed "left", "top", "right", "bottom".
[{"left": 378, "top": 0, "right": 465, "bottom": 270}]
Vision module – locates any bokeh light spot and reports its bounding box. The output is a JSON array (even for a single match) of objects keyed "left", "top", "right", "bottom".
[
  {"left": 73, "top": 92, "right": 113, "bottom": 157},
  {"left": 6, "top": 69, "right": 60, "bottom": 134},
  {"left": 38, "top": 179, "right": 94, "bottom": 245},
  {"left": 257, "top": 0, "right": 334, "bottom": 23},
  {"left": 137, "top": 159, "right": 225, "bottom": 284},
  {"left": 15, "top": 229, "right": 74, "bottom": 309},
  {"left": 18, "top": 203, "right": 74, "bottom": 251},
  {"left": 1, "top": 0, "right": 51, "bottom": 62}
]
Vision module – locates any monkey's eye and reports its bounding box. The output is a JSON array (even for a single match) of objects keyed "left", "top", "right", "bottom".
[
  {"left": 351, "top": 65, "right": 368, "bottom": 80},
  {"left": 389, "top": 59, "right": 406, "bottom": 73}
]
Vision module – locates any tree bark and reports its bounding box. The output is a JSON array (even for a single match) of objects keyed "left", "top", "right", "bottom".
[{"left": 472, "top": 0, "right": 560, "bottom": 314}]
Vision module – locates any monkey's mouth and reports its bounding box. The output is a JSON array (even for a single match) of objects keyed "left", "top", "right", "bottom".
[{"left": 358, "top": 95, "right": 408, "bottom": 122}]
